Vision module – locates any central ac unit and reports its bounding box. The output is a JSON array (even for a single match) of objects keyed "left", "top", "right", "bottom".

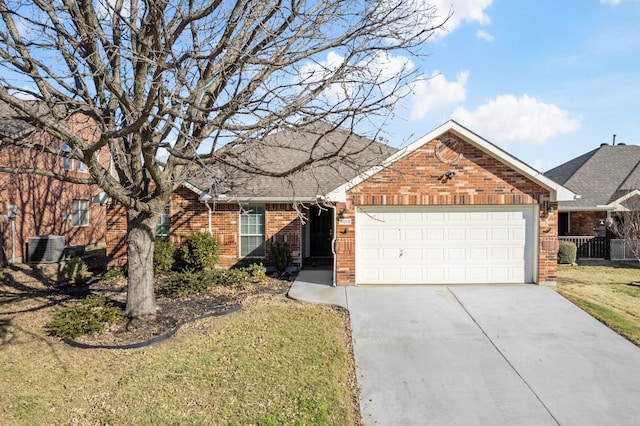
[{"left": 28, "top": 235, "right": 65, "bottom": 263}]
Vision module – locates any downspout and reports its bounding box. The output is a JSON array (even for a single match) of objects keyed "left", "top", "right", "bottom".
[
  {"left": 329, "top": 203, "right": 337, "bottom": 287},
  {"left": 205, "top": 201, "right": 213, "bottom": 236},
  {"left": 11, "top": 217, "right": 15, "bottom": 264}
]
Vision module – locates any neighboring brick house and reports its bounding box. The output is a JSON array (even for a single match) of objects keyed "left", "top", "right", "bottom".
[
  {"left": 545, "top": 143, "right": 640, "bottom": 237},
  {"left": 0, "top": 102, "right": 109, "bottom": 264},
  {"left": 107, "top": 120, "right": 575, "bottom": 286},
  {"left": 544, "top": 142, "right": 640, "bottom": 260}
]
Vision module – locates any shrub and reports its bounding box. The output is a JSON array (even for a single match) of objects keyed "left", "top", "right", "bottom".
[
  {"left": 269, "top": 241, "right": 290, "bottom": 275},
  {"left": 154, "top": 238, "right": 175, "bottom": 274},
  {"left": 558, "top": 241, "right": 577, "bottom": 264},
  {"left": 242, "top": 261, "right": 267, "bottom": 283},
  {"left": 65, "top": 257, "right": 88, "bottom": 285},
  {"left": 48, "top": 295, "right": 124, "bottom": 339},
  {"left": 103, "top": 266, "right": 125, "bottom": 281},
  {"left": 211, "top": 269, "right": 250, "bottom": 289},
  {"left": 163, "top": 269, "right": 211, "bottom": 297},
  {"left": 179, "top": 232, "right": 219, "bottom": 270}
]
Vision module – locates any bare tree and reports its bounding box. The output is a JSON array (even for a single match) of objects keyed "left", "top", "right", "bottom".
[
  {"left": 0, "top": 0, "right": 445, "bottom": 317},
  {"left": 609, "top": 195, "right": 640, "bottom": 261}
]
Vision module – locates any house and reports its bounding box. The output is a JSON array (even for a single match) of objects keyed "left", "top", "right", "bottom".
[
  {"left": 545, "top": 142, "right": 640, "bottom": 236},
  {"left": 544, "top": 142, "right": 640, "bottom": 259},
  {"left": 0, "top": 102, "right": 109, "bottom": 264},
  {"left": 107, "top": 120, "right": 575, "bottom": 286}
]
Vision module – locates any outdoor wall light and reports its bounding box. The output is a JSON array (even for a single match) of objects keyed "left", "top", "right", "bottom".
[
  {"left": 547, "top": 206, "right": 555, "bottom": 216},
  {"left": 439, "top": 170, "right": 456, "bottom": 182},
  {"left": 339, "top": 207, "right": 349, "bottom": 218}
]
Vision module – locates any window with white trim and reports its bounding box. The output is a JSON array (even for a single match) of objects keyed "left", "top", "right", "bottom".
[
  {"left": 240, "top": 205, "right": 265, "bottom": 257},
  {"left": 71, "top": 199, "right": 90, "bottom": 227},
  {"left": 77, "top": 160, "right": 87, "bottom": 172},
  {"left": 156, "top": 205, "right": 170, "bottom": 237},
  {"left": 62, "top": 143, "right": 72, "bottom": 170}
]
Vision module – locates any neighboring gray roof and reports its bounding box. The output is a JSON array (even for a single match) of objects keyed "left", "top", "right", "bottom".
[
  {"left": 187, "top": 121, "right": 397, "bottom": 201},
  {"left": 545, "top": 144, "right": 640, "bottom": 210},
  {"left": 0, "top": 101, "right": 37, "bottom": 137}
]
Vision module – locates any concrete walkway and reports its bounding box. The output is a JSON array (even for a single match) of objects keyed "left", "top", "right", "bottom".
[{"left": 288, "top": 277, "right": 640, "bottom": 425}]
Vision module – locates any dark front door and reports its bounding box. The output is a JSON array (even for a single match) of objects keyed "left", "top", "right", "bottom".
[{"left": 310, "top": 206, "right": 333, "bottom": 257}]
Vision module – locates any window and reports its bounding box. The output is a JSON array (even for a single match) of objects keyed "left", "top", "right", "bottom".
[
  {"left": 62, "top": 143, "right": 72, "bottom": 170},
  {"left": 71, "top": 199, "right": 89, "bottom": 227},
  {"left": 156, "top": 205, "right": 170, "bottom": 237},
  {"left": 240, "top": 205, "right": 265, "bottom": 257},
  {"left": 77, "top": 160, "right": 87, "bottom": 172}
]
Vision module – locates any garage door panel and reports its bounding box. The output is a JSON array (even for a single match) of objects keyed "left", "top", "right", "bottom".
[
  {"left": 404, "top": 268, "right": 424, "bottom": 282},
  {"left": 491, "top": 228, "right": 510, "bottom": 240},
  {"left": 469, "top": 268, "right": 488, "bottom": 281},
  {"left": 469, "top": 228, "right": 487, "bottom": 240},
  {"left": 426, "top": 229, "right": 445, "bottom": 240},
  {"left": 381, "top": 268, "right": 402, "bottom": 281},
  {"left": 356, "top": 205, "right": 535, "bottom": 284},
  {"left": 469, "top": 247, "right": 488, "bottom": 261},
  {"left": 382, "top": 248, "right": 401, "bottom": 262},
  {"left": 447, "top": 248, "right": 466, "bottom": 261},
  {"left": 448, "top": 229, "right": 466, "bottom": 240}
]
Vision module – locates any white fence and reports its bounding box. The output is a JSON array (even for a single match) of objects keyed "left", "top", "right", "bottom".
[{"left": 610, "top": 239, "right": 640, "bottom": 261}]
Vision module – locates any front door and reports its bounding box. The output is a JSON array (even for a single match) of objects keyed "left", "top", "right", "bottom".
[{"left": 310, "top": 206, "right": 333, "bottom": 257}]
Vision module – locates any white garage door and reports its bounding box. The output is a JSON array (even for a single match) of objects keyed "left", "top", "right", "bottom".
[{"left": 355, "top": 206, "right": 535, "bottom": 284}]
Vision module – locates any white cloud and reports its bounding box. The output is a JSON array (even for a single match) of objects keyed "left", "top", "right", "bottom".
[
  {"left": 298, "top": 51, "right": 415, "bottom": 105},
  {"left": 409, "top": 70, "right": 469, "bottom": 120},
  {"left": 430, "top": 0, "right": 493, "bottom": 33},
  {"left": 476, "top": 29, "right": 494, "bottom": 41},
  {"left": 451, "top": 94, "right": 582, "bottom": 145}
]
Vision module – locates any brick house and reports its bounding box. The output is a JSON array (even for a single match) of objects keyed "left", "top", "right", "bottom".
[
  {"left": 545, "top": 142, "right": 640, "bottom": 237},
  {"left": 108, "top": 120, "right": 575, "bottom": 286},
  {"left": 0, "top": 102, "right": 109, "bottom": 264},
  {"left": 544, "top": 142, "right": 640, "bottom": 259}
]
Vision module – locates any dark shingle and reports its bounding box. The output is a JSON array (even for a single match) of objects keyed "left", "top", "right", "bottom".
[
  {"left": 545, "top": 144, "right": 640, "bottom": 209},
  {"left": 188, "top": 121, "right": 396, "bottom": 200}
]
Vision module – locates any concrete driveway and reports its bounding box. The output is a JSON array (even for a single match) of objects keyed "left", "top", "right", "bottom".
[{"left": 345, "top": 285, "right": 640, "bottom": 425}]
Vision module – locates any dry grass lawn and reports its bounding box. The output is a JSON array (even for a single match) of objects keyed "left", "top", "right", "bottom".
[
  {"left": 557, "top": 262, "right": 640, "bottom": 346},
  {"left": 0, "top": 268, "right": 360, "bottom": 425}
]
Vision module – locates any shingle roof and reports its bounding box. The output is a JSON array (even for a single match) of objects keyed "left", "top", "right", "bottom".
[
  {"left": 544, "top": 144, "right": 640, "bottom": 209},
  {"left": 187, "top": 121, "right": 397, "bottom": 201},
  {"left": 0, "top": 101, "right": 36, "bottom": 137}
]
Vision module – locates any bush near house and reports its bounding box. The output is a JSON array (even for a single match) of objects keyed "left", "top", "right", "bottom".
[
  {"left": 162, "top": 268, "right": 251, "bottom": 297},
  {"left": 558, "top": 241, "right": 577, "bottom": 264},
  {"left": 154, "top": 238, "right": 175, "bottom": 274},
  {"left": 48, "top": 295, "right": 124, "bottom": 339},
  {"left": 179, "top": 231, "right": 220, "bottom": 270},
  {"left": 65, "top": 257, "right": 88, "bottom": 285}
]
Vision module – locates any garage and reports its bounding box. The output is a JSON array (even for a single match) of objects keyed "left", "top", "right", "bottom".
[{"left": 355, "top": 205, "right": 536, "bottom": 284}]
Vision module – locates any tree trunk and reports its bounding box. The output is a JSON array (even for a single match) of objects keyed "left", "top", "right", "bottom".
[{"left": 125, "top": 210, "right": 158, "bottom": 318}]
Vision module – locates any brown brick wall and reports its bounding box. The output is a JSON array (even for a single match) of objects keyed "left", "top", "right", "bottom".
[
  {"left": 106, "top": 187, "right": 302, "bottom": 268},
  {"left": 0, "top": 117, "right": 108, "bottom": 263},
  {"left": 568, "top": 211, "right": 607, "bottom": 236},
  {"left": 335, "top": 133, "right": 557, "bottom": 284}
]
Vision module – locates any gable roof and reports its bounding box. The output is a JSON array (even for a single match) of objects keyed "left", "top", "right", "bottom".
[
  {"left": 327, "top": 120, "right": 577, "bottom": 203},
  {"left": 545, "top": 144, "right": 640, "bottom": 210},
  {"left": 0, "top": 101, "right": 37, "bottom": 137},
  {"left": 187, "top": 121, "right": 397, "bottom": 202}
]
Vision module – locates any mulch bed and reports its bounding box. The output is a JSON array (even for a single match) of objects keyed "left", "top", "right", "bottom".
[
  {"left": 1, "top": 264, "right": 294, "bottom": 348},
  {"left": 79, "top": 275, "right": 294, "bottom": 347}
]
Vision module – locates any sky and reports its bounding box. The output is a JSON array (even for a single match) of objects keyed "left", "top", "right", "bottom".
[
  {"left": 380, "top": 0, "right": 640, "bottom": 172},
  {"left": 3, "top": 0, "right": 638, "bottom": 173}
]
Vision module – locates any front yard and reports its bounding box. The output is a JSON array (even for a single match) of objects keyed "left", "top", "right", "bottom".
[
  {"left": 557, "top": 262, "right": 640, "bottom": 346},
  {"left": 0, "top": 267, "right": 360, "bottom": 425}
]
